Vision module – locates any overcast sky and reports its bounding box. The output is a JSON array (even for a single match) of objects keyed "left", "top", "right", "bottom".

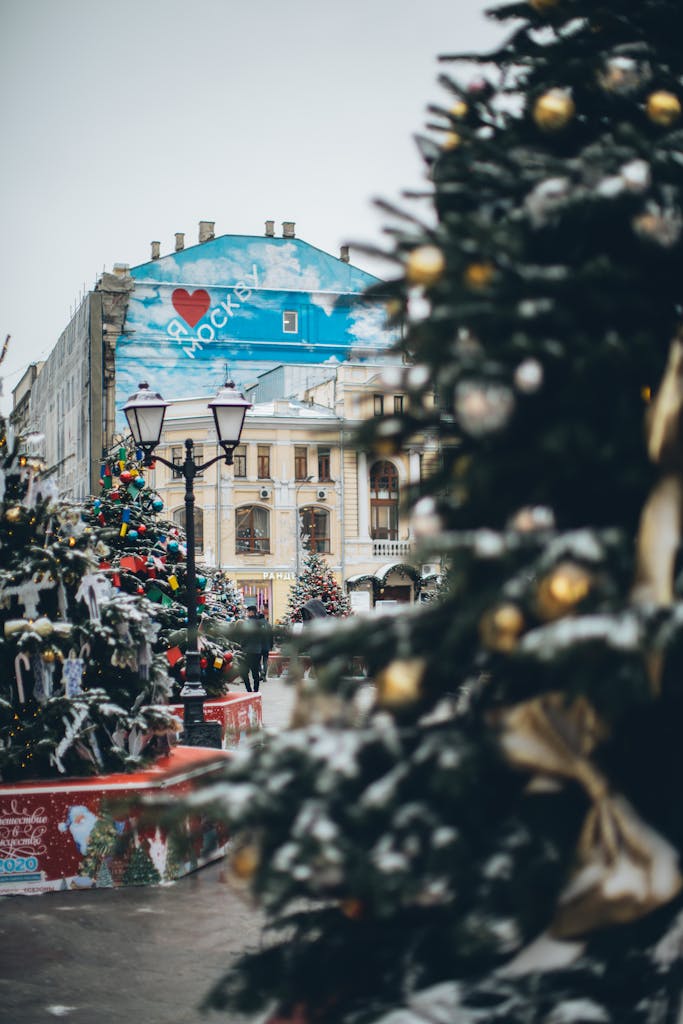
[{"left": 0, "top": 0, "right": 506, "bottom": 414}]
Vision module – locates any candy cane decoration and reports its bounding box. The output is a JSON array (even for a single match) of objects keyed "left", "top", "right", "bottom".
[{"left": 14, "top": 652, "right": 30, "bottom": 703}]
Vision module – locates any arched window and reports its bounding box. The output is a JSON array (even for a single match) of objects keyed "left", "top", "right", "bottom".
[
  {"left": 370, "top": 460, "right": 399, "bottom": 541},
  {"left": 300, "top": 506, "right": 330, "bottom": 553},
  {"left": 173, "top": 506, "right": 204, "bottom": 553},
  {"left": 236, "top": 505, "right": 270, "bottom": 554}
]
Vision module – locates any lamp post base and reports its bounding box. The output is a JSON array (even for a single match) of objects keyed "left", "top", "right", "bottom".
[
  {"left": 179, "top": 719, "right": 223, "bottom": 749},
  {"left": 179, "top": 687, "right": 223, "bottom": 749}
]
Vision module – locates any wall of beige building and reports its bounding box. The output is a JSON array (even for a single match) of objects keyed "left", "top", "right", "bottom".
[{"left": 147, "top": 366, "right": 439, "bottom": 622}]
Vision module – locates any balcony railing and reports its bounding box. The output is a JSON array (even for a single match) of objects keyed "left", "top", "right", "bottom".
[{"left": 372, "top": 539, "right": 412, "bottom": 559}]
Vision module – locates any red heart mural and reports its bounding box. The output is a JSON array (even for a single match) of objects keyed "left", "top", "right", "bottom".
[{"left": 172, "top": 288, "right": 211, "bottom": 327}]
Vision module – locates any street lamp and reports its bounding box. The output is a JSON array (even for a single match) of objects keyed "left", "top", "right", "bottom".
[{"left": 123, "top": 381, "right": 252, "bottom": 748}]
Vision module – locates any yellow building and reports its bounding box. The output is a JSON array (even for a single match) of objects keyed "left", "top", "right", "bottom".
[{"left": 147, "top": 363, "right": 440, "bottom": 621}]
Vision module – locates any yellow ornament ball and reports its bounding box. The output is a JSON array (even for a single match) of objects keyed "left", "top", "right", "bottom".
[
  {"left": 405, "top": 245, "right": 446, "bottom": 287},
  {"left": 5, "top": 506, "right": 21, "bottom": 523},
  {"left": 535, "top": 562, "right": 593, "bottom": 620},
  {"left": 480, "top": 604, "right": 526, "bottom": 653},
  {"left": 463, "top": 261, "right": 495, "bottom": 291},
  {"left": 230, "top": 842, "right": 261, "bottom": 880},
  {"left": 442, "top": 131, "right": 462, "bottom": 151},
  {"left": 533, "top": 89, "right": 576, "bottom": 132},
  {"left": 646, "top": 91, "right": 682, "bottom": 127},
  {"left": 375, "top": 658, "right": 426, "bottom": 707},
  {"left": 450, "top": 100, "right": 469, "bottom": 119}
]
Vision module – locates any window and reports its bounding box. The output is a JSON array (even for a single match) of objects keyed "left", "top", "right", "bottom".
[
  {"left": 370, "top": 460, "right": 399, "bottom": 541},
  {"left": 294, "top": 446, "right": 308, "bottom": 481},
  {"left": 317, "top": 446, "right": 331, "bottom": 481},
  {"left": 171, "top": 445, "right": 183, "bottom": 479},
  {"left": 373, "top": 394, "right": 385, "bottom": 416},
  {"left": 300, "top": 506, "right": 330, "bottom": 553},
  {"left": 236, "top": 506, "right": 270, "bottom": 553},
  {"left": 233, "top": 444, "right": 247, "bottom": 478},
  {"left": 283, "top": 310, "right": 298, "bottom": 333},
  {"left": 173, "top": 506, "right": 204, "bottom": 554},
  {"left": 394, "top": 395, "right": 404, "bottom": 414},
  {"left": 257, "top": 445, "right": 271, "bottom": 479}
]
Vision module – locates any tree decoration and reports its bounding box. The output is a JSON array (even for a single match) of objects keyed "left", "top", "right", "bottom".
[
  {"left": 514, "top": 358, "right": 544, "bottom": 394},
  {"left": 532, "top": 88, "right": 576, "bottom": 132},
  {"left": 454, "top": 381, "right": 515, "bottom": 436},
  {"left": 463, "top": 261, "right": 495, "bottom": 290},
  {"left": 535, "top": 562, "right": 593, "bottom": 620},
  {"left": 645, "top": 90, "right": 682, "bottom": 126},
  {"left": 528, "top": 0, "right": 558, "bottom": 10},
  {"left": 404, "top": 245, "right": 446, "bottom": 287},
  {"left": 597, "top": 57, "right": 651, "bottom": 96},
  {"left": 375, "top": 658, "right": 425, "bottom": 707},
  {"left": 480, "top": 603, "right": 526, "bottom": 652}
]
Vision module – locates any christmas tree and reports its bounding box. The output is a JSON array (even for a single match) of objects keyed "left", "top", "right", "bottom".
[
  {"left": 282, "top": 551, "right": 352, "bottom": 623},
  {"left": 158, "top": 2, "right": 683, "bottom": 1021},
  {"left": 82, "top": 444, "right": 241, "bottom": 699},
  {"left": 0, "top": 375, "right": 178, "bottom": 781}
]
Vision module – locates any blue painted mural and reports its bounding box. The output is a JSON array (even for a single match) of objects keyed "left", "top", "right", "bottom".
[{"left": 115, "top": 234, "right": 398, "bottom": 423}]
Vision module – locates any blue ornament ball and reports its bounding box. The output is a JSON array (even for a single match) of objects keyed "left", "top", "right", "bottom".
[
  {"left": 152, "top": 499, "right": 164, "bottom": 512},
  {"left": 128, "top": 529, "right": 139, "bottom": 541},
  {"left": 133, "top": 476, "right": 145, "bottom": 489},
  {"left": 167, "top": 539, "right": 179, "bottom": 553}
]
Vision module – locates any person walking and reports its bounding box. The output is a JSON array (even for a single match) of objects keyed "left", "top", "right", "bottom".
[
  {"left": 257, "top": 610, "right": 272, "bottom": 680},
  {"left": 241, "top": 606, "right": 263, "bottom": 693}
]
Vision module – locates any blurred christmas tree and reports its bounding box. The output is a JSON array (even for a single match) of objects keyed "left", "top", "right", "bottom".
[
  {"left": 167, "top": 2, "right": 683, "bottom": 1021},
  {"left": 0, "top": 355, "right": 178, "bottom": 780},
  {"left": 282, "top": 551, "right": 352, "bottom": 623}
]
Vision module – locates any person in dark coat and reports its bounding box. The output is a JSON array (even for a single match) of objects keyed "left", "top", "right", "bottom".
[
  {"left": 257, "top": 611, "right": 272, "bottom": 679},
  {"left": 300, "top": 598, "right": 328, "bottom": 621},
  {"left": 241, "top": 606, "right": 263, "bottom": 693}
]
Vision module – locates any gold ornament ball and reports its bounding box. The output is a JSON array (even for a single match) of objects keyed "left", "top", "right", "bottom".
[
  {"left": 646, "top": 91, "right": 682, "bottom": 127},
  {"left": 42, "top": 648, "right": 57, "bottom": 664},
  {"left": 533, "top": 89, "right": 576, "bottom": 132},
  {"left": 480, "top": 604, "right": 525, "bottom": 652},
  {"left": 5, "top": 506, "right": 21, "bottom": 523},
  {"left": 405, "top": 245, "right": 446, "bottom": 287},
  {"left": 463, "top": 261, "right": 495, "bottom": 291},
  {"left": 442, "top": 131, "right": 462, "bottom": 151},
  {"left": 375, "top": 658, "right": 426, "bottom": 707},
  {"left": 536, "top": 562, "right": 592, "bottom": 620},
  {"left": 230, "top": 842, "right": 261, "bottom": 880},
  {"left": 450, "top": 100, "right": 469, "bottom": 119}
]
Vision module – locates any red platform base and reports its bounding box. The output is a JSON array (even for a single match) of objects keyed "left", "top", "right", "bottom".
[
  {"left": 169, "top": 692, "right": 262, "bottom": 749},
  {"left": 0, "top": 747, "right": 231, "bottom": 895}
]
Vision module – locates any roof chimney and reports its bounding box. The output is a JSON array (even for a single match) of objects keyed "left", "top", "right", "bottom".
[
  {"left": 199, "top": 220, "right": 215, "bottom": 243},
  {"left": 175, "top": 232, "right": 185, "bottom": 252},
  {"left": 265, "top": 220, "right": 275, "bottom": 237},
  {"left": 282, "top": 221, "right": 296, "bottom": 238},
  {"left": 340, "top": 245, "right": 350, "bottom": 263},
  {"left": 113, "top": 263, "right": 130, "bottom": 276},
  {"left": 151, "top": 240, "right": 161, "bottom": 260}
]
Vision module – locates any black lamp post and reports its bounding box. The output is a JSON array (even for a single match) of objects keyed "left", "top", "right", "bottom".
[{"left": 123, "top": 381, "right": 252, "bottom": 748}]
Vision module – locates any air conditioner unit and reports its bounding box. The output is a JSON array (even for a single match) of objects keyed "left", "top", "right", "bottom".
[
  {"left": 421, "top": 563, "right": 439, "bottom": 577},
  {"left": 316, "top": 488, "right": 327, "bottom": 501},
  {"left": 259, "top": 487, "right": 271, "bottom": 500}
]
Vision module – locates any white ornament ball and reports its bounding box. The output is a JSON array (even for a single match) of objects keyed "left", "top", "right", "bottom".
[
  {"left": 412, "top": 497, "right": 443, "bottom": 539},
  {"left": 514, "top": 358, "right": 544, "bottom": 394}
]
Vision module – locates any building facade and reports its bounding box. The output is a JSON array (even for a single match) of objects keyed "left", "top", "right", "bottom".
[
  {"left": 18, "top": 222, "right": 398, "bottom": 499},
  {"left": 148, "top": 363, "right": 440, "bottom": 621}
]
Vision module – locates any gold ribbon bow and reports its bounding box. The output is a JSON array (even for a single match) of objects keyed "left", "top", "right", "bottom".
[
  {"left": 633, "top": 334, "right": 683, "bottom": 608},
  {"left": 497, "top": 692, "right": 681, "bottom": 938}
]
